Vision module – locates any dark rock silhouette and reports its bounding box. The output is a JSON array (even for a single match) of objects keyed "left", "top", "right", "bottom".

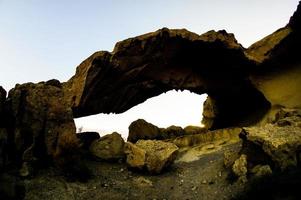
[
  {"left": 64, "top": 29, "right": 270, "bottom": 129},
  {"left": 6, "top": 81, "right": 80, "bottom": 175}
]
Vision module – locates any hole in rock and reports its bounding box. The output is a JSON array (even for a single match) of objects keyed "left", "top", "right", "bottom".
[{"left": 75, "top": 90, "right": 207, "bottom": 139}]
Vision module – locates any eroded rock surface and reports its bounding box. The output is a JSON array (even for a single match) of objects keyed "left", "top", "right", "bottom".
[
  {"left": 241, "top": 123, "right": 301, "bottom": 171},
  {"left": 89, "top": 132, "right": 125, "bottom": 161},
  {"left": 65, "top": 28, "right": 270, "bottom": 129},
  {"left": 128, "top": 119, "right": 161, "bottom": 142},
  {"left": 6, "top": 80, "right": 80, "bottom": 172},
  {"left": 124, "top": 140, "right": 178, "bottom": 174}
]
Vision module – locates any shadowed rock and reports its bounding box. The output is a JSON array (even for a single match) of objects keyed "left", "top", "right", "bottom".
[
  {"left": 128, "top": 119, "right": 161, "bottom": 142},
  {"left": 65, "top": 28, "right": 270, "bottom": 129},
  {"left": 6, "top": 80, "right": 80, "bottom": 174}
]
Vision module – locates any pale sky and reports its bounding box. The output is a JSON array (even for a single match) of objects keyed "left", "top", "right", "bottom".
[{"left": 0, "top": 0, "right": 299, "bottom": 137}]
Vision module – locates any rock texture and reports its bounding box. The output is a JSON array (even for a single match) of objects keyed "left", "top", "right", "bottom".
[
  {"left": 128, "top": 119, "right": 161, "bottom": 142},
  {"left": 65, "top": 28, "right": 270, "bottom": 129},
  {"left": 89, "top": 132, "right": 125, "bottom": 161},
  {"left": 124, "top": 140, "right": 178, "bottom": 174},
  {"left": 238, "top": 108, "right": 301, "bottom": 172},
  {"left": 171, "top": 127, "right": 241, "bottom": 148},
  {"left": 232, "top": 154, "right": 248, "bottom": 182},
  {"left": 247, "top": 1, "right": 301, "bottom": 111},
  {"left": 241, "top": 123, "right": 301, "bottom": 171},
  {"left": 6, "top": 80, "right": 80, "bottom": 171}
]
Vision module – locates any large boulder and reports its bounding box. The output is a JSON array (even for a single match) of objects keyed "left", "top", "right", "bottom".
[
  {"left": 89, "top": 132, "right": 125, "bottom": 161},
  {"left": 240, "top": 109, "right": 301, "bottom": 171},
  {"left": 124, "top": 140, "right": 178, "bottom": 174},
  {"left": 128, "top": 119, "right": 161, "bottom": 142},
  {"left": 160, "top": 125, "right": 185, "bottom": 139},
  {"left": 6, "top": 80, "right": 80, "bottom": 172}
]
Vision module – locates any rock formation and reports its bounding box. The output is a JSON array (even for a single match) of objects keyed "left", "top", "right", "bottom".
[
  {"left": 124, "top": 140, "right": 178, "bottom": 174},
  {"left": 247, "top": 1, "right": 301, "bottom": 112},
  {"left": 5, "top": 80, "right": 80, "bottom": 174},
  {"left": 89, "top": 132, "right": 125, "bottom": 161},
  {"left": 64, "top": 28, "right": 270, "bottom": 129},
  {"left": 240, "top": 109, "right": 301, "bottom": 171},
  {"left": 128, "top": 119, "right": 161, "bottom": 142}
]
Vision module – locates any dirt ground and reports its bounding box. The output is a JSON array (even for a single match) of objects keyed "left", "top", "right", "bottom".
[{"left": 23, "top": 140, "right": 250, "bottom": 200}]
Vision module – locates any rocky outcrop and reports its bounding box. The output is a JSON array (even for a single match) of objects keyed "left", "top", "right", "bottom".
[
  {"left": 65, "top": 28, "right": 270, "bottom": 129},
  {"left": 6, "top": 80, "right": 80, "bottom": 173},
  {"left": 247, "top": 1, "right": 301, "bottom": 112},
  {"left": 128, "top": 119, "right": 161, "bottom": 142},
  {"left": 89, "top": 132, "right": 125, "bottom": 161},
  {"left": 236, "top": 108, "right": 301, "bottom": 173},
  {"left": 124, "top": 140, "right": 178, "bottom": 174},
  {"left": 241, "top": 124, "right": 301, "bottom": 171}
]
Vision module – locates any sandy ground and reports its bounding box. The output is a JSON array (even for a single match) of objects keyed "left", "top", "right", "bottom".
[{"left": 24, "top": 140, "right": 249, "bottom": 200}]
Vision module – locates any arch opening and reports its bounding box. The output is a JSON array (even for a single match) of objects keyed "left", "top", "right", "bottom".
[{"left": 75, "top": 90, "right": 207, "bottom": 139}]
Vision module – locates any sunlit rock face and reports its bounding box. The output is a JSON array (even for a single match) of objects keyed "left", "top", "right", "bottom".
[
  {"left": 247, "top": 1, "right": 301, "bottom": 110},
  {"left": 65, "top": 28, "right": 270, "bottom": 129}
]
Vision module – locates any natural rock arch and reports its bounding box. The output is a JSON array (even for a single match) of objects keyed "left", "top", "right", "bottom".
[{"left": 64, "top": 29, "right": 271, "bottom": 129}]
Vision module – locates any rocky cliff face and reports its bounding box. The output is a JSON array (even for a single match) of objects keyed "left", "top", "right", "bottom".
[
  {"left": 65, "top": 29, "right": 270, "bottom": 129},
  {"left": 247, "top": 1, "right": 301, "bottom": 111},
  {"left": 6, "top": 80, "right": 80, "bottom": 174}
]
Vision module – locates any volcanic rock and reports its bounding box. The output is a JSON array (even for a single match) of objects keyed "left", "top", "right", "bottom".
[
  {"left": 124, "top": 142, "right": 146, "bottom": 170},
  {"left": 64, "top": 28, "right": 270, "bottom": 129},
  {"left": 250, "top": 164, "right": 272, "bottom": 178},
  {"left": 184, "top": 125, "right": 206, "bottom": 135},
  {"left": 160, "top": 125, "right": 185, "bottom": 139},
  {"left": 89, "top": 132, "right": 125, "bottom": 161},
  {"left": 232, "top": 154, "right": 248, "bottom": 179},
  {"left": 128, "top": 119, "right": 161, "bottom": 142},
  {"left": 247, "top": 1, "right": 301, "bottom": 111},
  {"left": 241, "top": 123, "right": 301, "bottom": 171},
  {"left": 124, "top": 140, "right": 178, "bottom": 174},
  {"left": 171, "top": 127, "right": 241, "bottom": 148},
  {"left": 6, "top": 81, "right": 80, "bottom": 170},
  {"left": 239, "top": 109, "right": 301, "bottom": 171}
]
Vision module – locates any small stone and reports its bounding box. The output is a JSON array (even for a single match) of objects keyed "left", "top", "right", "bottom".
[
  {"left": 133, "top": 177, "right": 153, "bottom": 187},
  {"left": 232, "top": 154, "right": 248, "bottom": 177},
  {"left": 251, "top": 165, "right": 273, "bottom": 178},
  {"left": 191, "top": 186, "right": 197, "bottom": 191},
  {"left": 202, "top": 180, "right": 207, "bottom": 184}
]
